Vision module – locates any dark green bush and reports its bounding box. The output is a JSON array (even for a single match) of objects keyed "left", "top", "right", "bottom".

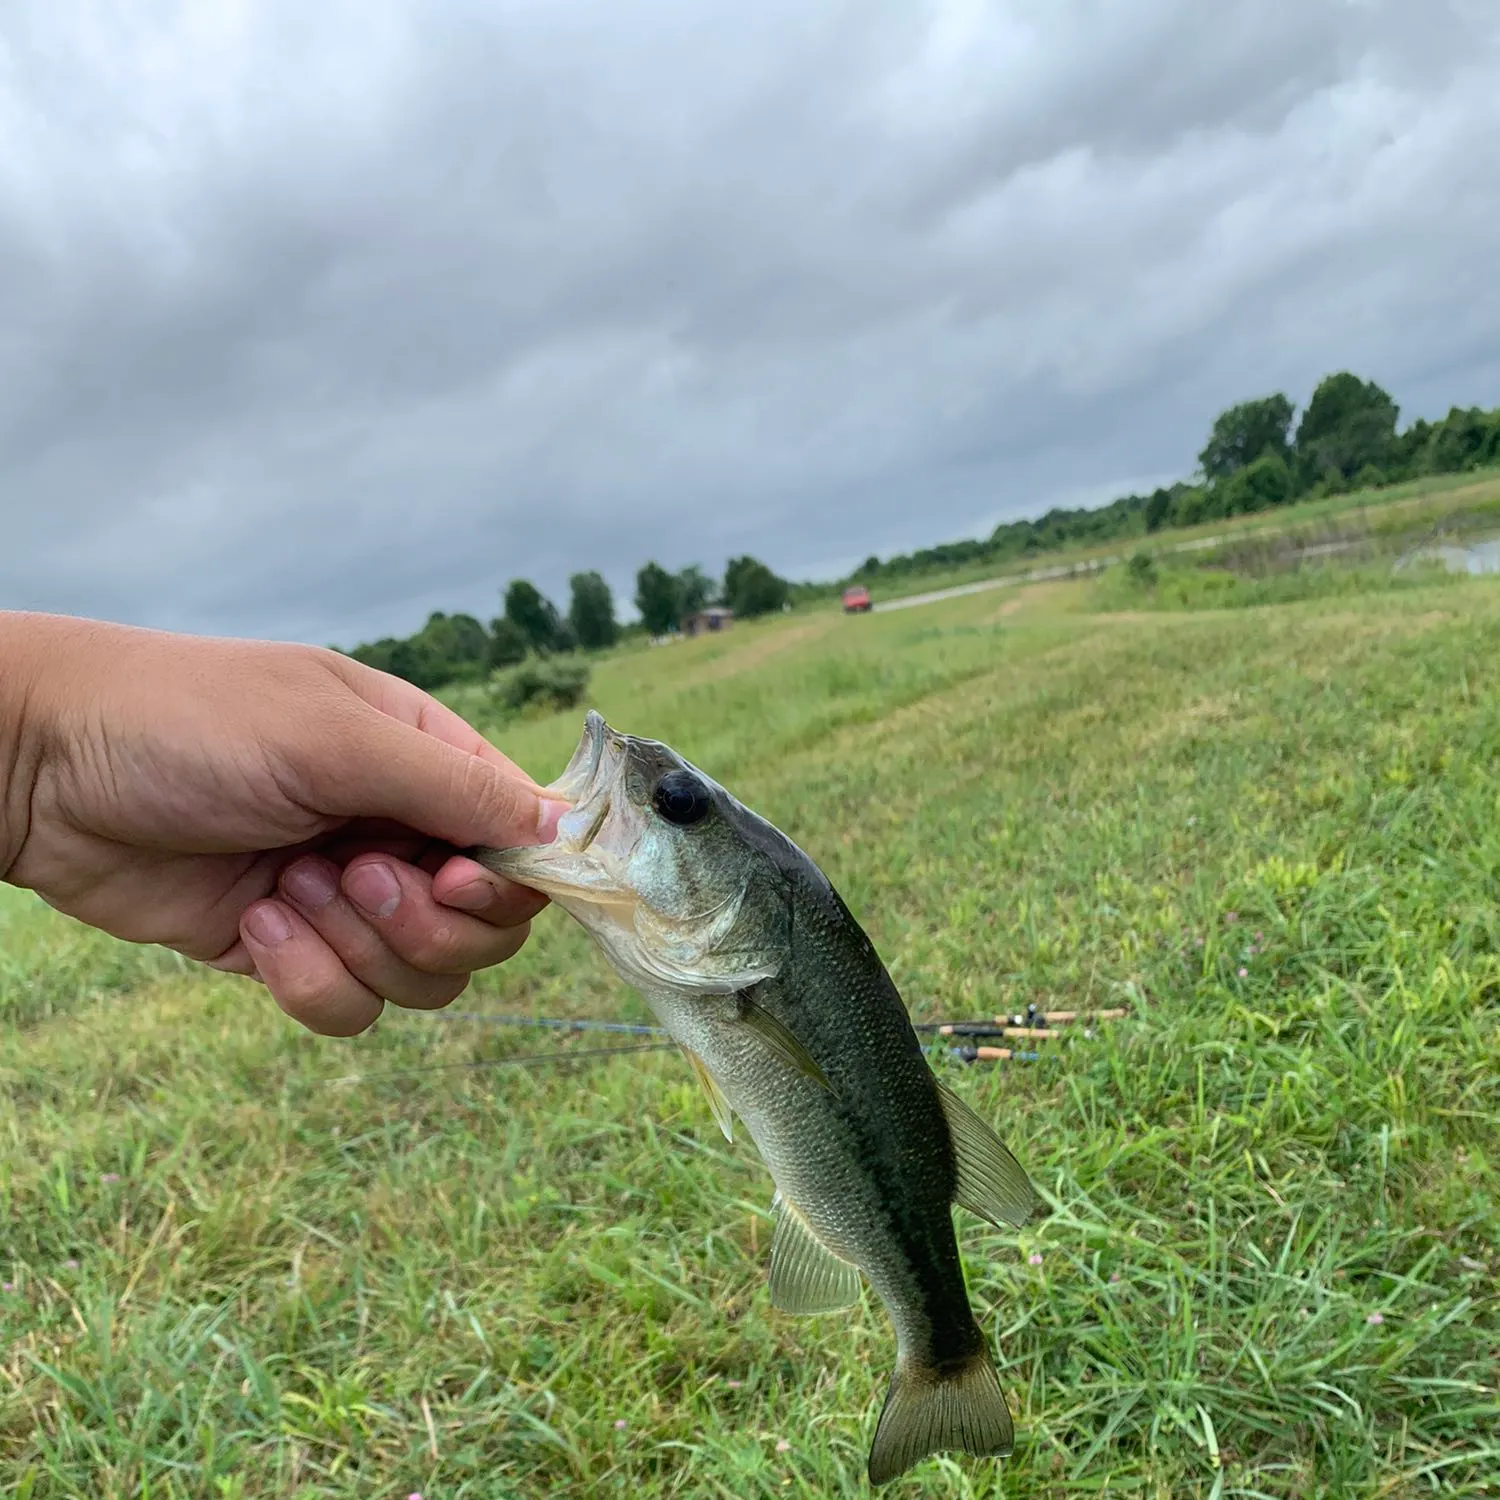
[{"left": 490, "top": 656, "right": 591, "bottom": 716}]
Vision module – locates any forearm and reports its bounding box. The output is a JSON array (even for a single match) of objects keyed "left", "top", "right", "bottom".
[{"left": 0, "top": 611, "right": 60, "bottom": 884}]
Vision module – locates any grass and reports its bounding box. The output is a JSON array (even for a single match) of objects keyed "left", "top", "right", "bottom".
[{"left": 3, "top": 570, "right": 1500, "bottom": 1498}]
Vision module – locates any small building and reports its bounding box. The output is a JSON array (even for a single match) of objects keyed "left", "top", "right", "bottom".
[{"left": 682, "top": 606, "right": 734, "bottom": 637}]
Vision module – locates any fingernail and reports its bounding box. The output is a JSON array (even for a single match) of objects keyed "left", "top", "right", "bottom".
[
  {"left": 444, "top": 880, "right": 494, "bottom": 912},
  {"left": 538, "top": 798, "right": 571, "bottom": 843},
  {"left": 282, "top": 859, "right": 338, "bottom": 911},
  {"left": 245, "top": 902, "right": 293, "bottom": 947},
  {"left": 344, "top": 861, "right": 401, "bottom": 919}
]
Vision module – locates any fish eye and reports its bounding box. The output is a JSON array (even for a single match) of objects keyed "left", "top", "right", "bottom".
[{"left": 653, "top": 769, "right": 712, "bottom": 826}]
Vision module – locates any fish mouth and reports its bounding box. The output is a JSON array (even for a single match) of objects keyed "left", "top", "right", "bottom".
[
  {"left": 546, "top": 708, "right": 608, "bottom": 804},
  {"left": 550, "top": 710, "right": 624, "bottom": 856},
  {"left": 471, "top": 710, "right": 630, "bottom": 896}
]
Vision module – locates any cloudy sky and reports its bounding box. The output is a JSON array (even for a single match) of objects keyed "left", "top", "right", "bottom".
[{"left": 3, "top": 0, "right": 1498, "bottom": 646}]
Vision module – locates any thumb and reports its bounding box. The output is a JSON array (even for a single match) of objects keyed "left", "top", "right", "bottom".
[{"left": 305, "top": 700, "right": 569, "bottom": 849}]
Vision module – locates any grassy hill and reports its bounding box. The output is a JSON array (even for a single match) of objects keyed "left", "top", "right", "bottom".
[{"left": 4, "top": 565, "right": 1499, "bottom": 1496}]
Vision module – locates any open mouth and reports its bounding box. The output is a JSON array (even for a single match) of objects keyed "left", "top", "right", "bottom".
[
  {"left": 546, "top": 711, "right": 625, "bottom": 858},
  {"left": 546, "top": 709, "right": 608, "bottom": 804}
]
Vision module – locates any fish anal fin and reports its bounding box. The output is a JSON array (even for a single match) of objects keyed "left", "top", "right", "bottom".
[
  {"left": 680, "top": 1046, "right": 734, "bottom": 1142},
  {"left": 867, "top": 1347, "right": 1014, "bottom": 1486},
  {"left": 936, "top": 1080, "right": 1036, "bottom": 1229},
  {"left": 768, "top": 1193, "right": 861, "bottom": 1315},
  {"left": 737, "top": 996, "right": 834, "bottom": 1092}
]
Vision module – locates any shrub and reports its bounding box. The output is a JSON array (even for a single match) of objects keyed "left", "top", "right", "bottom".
[{"left": 489, "top": 656, "right": 591, "bottom": 717}]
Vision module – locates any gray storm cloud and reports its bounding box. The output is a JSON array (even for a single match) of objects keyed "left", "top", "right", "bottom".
[{"left": 2, "top": 0, "right": 1498, "bottom": 645}]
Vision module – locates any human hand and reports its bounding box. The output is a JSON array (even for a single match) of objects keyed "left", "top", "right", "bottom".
[{"left": 0, "top": 613, "right": 567, "bottom": 1035}]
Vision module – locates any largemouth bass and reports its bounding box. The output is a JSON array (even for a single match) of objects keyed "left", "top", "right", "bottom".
[{"left": 474, "top": 711, "right": 1036, "bottom": 1486}]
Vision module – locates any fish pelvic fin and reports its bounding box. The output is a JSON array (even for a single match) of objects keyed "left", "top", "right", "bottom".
[
  {"left": 936, "top": 1080, "right": 1036, "bottom": 1229},
  {"left": 768, "top": 1192, "right": 861, "bottom": 1314},
  {"left": 867, "top": 1346, "right": 1014, "bottom": 1487}
]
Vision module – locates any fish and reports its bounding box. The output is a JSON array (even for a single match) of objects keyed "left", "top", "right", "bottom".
[{"left": 472, "top": 710, "right": 1036, "bottom": 1486}]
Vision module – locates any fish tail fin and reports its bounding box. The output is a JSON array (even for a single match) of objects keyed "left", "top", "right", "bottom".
[{"left": 866, "top": 1345, "right": 1013, "bottom": 1487}]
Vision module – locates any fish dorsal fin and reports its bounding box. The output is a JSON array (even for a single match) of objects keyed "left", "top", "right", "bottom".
[
  {"left": 737, "top": 996, "right": 834, "bottom": 1092},
  {"left": 680, "top": 1046, "right": 734, "bottom": 1142},
  {"left": 768, "top": 1192, "right": 862, "bottom": 1315},
  {"left": 936, "top": 1081, "right": 1036, "bottom": 1229}
]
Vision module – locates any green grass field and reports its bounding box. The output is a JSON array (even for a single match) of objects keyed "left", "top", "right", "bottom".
[{"left": 4, "top": 568, "right": 1499, "bottom": 1498}]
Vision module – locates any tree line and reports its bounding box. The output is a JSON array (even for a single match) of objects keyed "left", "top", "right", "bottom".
[
  {"left": 345, "top": 556, "right": 791, "bottom": 691},
  {"left": 346, "top": 370, "right": 1500, "bottom": 692},
  {"left": 852, "top": 372, "right": 1500, "bottom": 584}
]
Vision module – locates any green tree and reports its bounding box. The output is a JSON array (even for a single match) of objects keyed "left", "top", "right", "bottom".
[
  {"left": 1426, "top": 406, "right": 1494, "bottom": 474},
  {"left": 1198, "top": 393, "right": 1295, "bottom": 481},
  {"left": 504, "top": 579, "right": 565, "bottom": 653},
  {"left": 675, "top": 565, "right": 714, "bottom": 623},
  {"left": 635, "top": 561, "right": 681, "bottom": 636},
  {"left": 1218, "top": 453, "right": 1294, "bottom": 515},
  {"left": 385, "top": 637, "right": 436, "bottom": 689},
  {"left": 1172, "top": 487, "right": 1211, "bottom": 528},
  {"left": 487, "top": 616, "right": 529, "bottom": 668},
  {"left": 568, "top": 570, "right": 619, "bottom": 649},
  {"left": 445, "top": 612, "right": 491, "bottom": 667},
  {"left": 724, "top": 555, "right": 789, "bottom": 618},
  {"left": 1143, "top": 487, "right": 1174, "bottom": 533},
  {"left": 1295, "top": 372, "right": 1398, "bottom": 483},
  {"left": 410, "top": 611, "right": 490, "bottom": 683}
]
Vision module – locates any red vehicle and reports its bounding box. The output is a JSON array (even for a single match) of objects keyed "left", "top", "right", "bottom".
[{"left": 841, "top": 585, "right": 872, "bottom": 614}]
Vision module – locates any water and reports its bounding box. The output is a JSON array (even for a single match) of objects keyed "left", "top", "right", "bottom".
[{"left": 1411, "top": 534, "right": 1500, "bottom": 576}]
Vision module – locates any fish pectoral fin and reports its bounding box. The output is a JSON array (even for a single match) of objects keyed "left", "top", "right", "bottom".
[
  {"left": 736, "top": 997, "right": 834, "bottom": 1092},
  {"left": 936, "top": 1080, "right": 1036, "bottom": 1229},
  {"left": 768, "top": 1193, "right": 862, "bottom": 1315},
  {"left": 680, "top": 1046, "right": 734, "bottom": 1143}
]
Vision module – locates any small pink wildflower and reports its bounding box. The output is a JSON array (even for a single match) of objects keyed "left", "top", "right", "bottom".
[
  {"left": 776, "top": 1439, "right": 792, "bottom": 1453},
  {"left": 1, "top": 1282, "right": 14, "bottom": 1292},
  {"left": 63, "top": 1259, "right": 79, "bottom": 1270},
  {"left": 100, "top": 1173, "right": 120, "bottom": 1184},
  {"left": 408, "top": 1493, "right": 424, "bottom": 1500},
  {"left": 1367, "top": 1311, "right": 1384, "bottom": 1326},
  {"left": 1028, "top": 1252, "right": 1044, "bottom": 1266},
  {"left": 1238, "top": 966, "right": 1248, "bottom": 978},
  {"left": 614, "top": 1418, "right": 627, "bottom": 1429},
  {"left": 1109, "top": 1271, "right": 1122, "bottom": 1284},
  {"left": 724, "top": 1379, "right": 742, "bottom": 1388}
]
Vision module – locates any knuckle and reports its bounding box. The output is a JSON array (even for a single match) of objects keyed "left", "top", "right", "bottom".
[
  {"left": 273, "top": 967, "right": 339, "bottom": 1019},
  {"left": 454, "top": 756, "right": 536, "bottom": 841},
  {"left": 397, "top": 917, "right": 464, "bottom": 973}
]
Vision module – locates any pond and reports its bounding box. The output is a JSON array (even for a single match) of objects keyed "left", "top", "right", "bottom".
[{"left": 1401, "top": 533, "right": 1500, "bottom": 576}]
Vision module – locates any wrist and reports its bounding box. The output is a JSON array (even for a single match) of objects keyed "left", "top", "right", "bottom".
[{"left": 0, "top": 612, "right": 61, "bottom": 884}]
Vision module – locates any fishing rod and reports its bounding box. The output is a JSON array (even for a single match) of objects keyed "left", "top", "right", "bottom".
[
  {"left": 329, "top": 1036, "right": 1043, "bottom": 1086},
  {"left": 413, "top": 1002, "right": 1126, "bottom": 1043},
  {"left": 327, "top": 1001, "right": 1133, "bottom": 1085}
]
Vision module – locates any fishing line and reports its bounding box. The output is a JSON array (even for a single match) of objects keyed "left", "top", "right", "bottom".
[
  {"left": 414, "top": 1011, "right": 665, "bottom": 1035},
  {"left": 325, "top": 1039, "right": 678, "bottom": 1086}
]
